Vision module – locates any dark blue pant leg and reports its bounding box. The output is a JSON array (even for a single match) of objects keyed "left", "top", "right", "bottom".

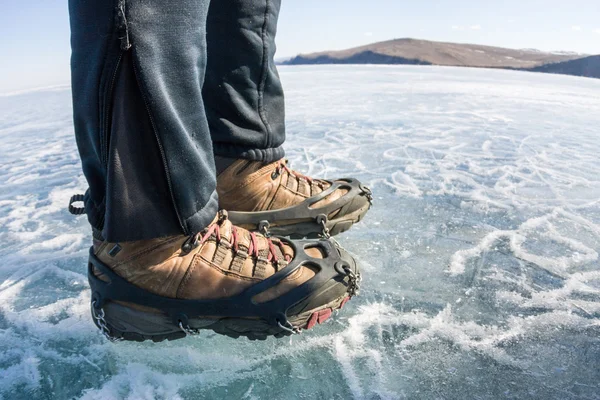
[
  {"left": 204, "top": 0, "right": 286, "bottom": 163},
  {"left": 69, "top": 0, "right": 217, "bottom": 241}
]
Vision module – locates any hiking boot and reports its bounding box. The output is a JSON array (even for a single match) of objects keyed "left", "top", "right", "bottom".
[
  {"left": 88, "top": 211, "right": 360, "bottom": 342},
  {"left": 217, "top": 159, "right": 372, "bottom": 238}
]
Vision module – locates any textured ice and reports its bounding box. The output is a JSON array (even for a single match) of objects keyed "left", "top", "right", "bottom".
[{"left": 1, "top": 66, "right": 599, "bottom": 399}]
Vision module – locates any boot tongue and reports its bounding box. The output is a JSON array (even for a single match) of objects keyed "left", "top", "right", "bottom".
[
  {"left": 217, "top": 218, "right": 234, "bottom": 241},
  {"left": 207, "top": 212, "right": 221, "bottom": 227}
]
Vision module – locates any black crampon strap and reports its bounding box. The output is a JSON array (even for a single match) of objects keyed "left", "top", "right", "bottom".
[
  {"left": 227, "top": 178, "right": 366, "bottom": 226},
  {"left": 68, "top": 194, "right": 86, "bottom": 215}
]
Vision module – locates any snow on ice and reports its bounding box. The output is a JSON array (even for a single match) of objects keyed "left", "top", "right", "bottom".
[{"left": 1, "top": 66, "right": 599, "bottom": 399}]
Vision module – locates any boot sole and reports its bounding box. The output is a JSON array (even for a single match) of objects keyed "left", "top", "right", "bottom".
[{"left": 91, "top": 294, "right": 351, "bottom": 342}]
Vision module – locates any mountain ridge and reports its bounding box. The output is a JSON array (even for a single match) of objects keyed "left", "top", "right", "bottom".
[{"left": 282, "top": 38, "right": 598, "bottom": 79}]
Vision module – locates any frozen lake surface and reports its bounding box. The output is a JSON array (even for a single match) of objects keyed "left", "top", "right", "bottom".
[{"left": 1, "top": 65, "right": 599, "bottom": 399}]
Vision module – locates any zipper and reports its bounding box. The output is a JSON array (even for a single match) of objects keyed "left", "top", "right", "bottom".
[
  {"left": 101, "top": 0, "right": 130, "bottom": 167},
  {"left": 101, "top": 51, "right": 124, "bottom": 167},
  {"left": 131, "top": 57, "right": 187, "bottom": 234}
]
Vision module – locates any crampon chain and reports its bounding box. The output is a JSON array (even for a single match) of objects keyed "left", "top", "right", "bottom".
[{"left": 91, "top": 301, "right": 122, "bottom": 342}]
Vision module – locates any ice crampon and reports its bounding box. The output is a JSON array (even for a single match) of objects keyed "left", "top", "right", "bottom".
[
  {"left": 217, "top": 159, "right": 373, "bottom": 238},
  {"left": 84, "top": 211, "right": 361, "bottom": 342}
]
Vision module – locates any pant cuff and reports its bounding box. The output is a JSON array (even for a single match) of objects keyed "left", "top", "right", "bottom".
[
  {"left": 182, "top": 190, "right": 219, "bottom": 235},
  {"left": 213, "top": 143, "right": 285, "bottom": 163},
  {"left": 84, "top": 189, "right": 106, "bottom": 232},
  {"left": 87, "top": 189, "right": 219, "bottom": 242}
]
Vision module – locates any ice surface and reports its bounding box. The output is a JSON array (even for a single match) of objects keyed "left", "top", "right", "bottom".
[{"left": 1, "top": 66, "right": 599, "bottom": 399}]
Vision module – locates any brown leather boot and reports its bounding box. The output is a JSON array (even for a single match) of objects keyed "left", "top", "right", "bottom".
[
  {"left": 217, "top": 159, "right": 372, "bottom": 238},
  {"left": 88, "top": 211, "right": 360, "bottom": 342}
]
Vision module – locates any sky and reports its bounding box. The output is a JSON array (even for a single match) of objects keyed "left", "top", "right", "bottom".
[{"left": 0, "top": 0, "right": 599, "bottom": 93}]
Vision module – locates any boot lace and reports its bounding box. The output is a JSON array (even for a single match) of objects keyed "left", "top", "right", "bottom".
[
  {"left": 272, "top": 160, "right": 327, "bottom": 192},
  {"left": 190, "top": 211, "right": 291, "bottom": 267}
]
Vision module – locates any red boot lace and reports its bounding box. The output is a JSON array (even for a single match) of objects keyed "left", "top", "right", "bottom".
[
  {"left": 193, "top": 217, "right": 292, "bottom": 266},
  {"left": 273, "top": 160, "right": 326, "bottom": 190}
]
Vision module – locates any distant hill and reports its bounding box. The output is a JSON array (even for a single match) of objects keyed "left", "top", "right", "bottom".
[
  {"left": 528, "top": 55, "right": 600, "bottom": 79},
  {"left": 282, "top": 38, "right": 598, "bottom": 79}
]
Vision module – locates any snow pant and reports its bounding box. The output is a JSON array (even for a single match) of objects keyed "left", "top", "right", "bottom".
[{"left": 68, "top": 0, "right": 285, "bottom": 242}]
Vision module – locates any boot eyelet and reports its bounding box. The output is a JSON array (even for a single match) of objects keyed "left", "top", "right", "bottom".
[{"left": 271, "top": 170, "right": 280, "bottom": 180}]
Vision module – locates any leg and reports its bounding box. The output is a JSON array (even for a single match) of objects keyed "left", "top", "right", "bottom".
[
  {"left": 205, "top": 0, "right": 373, "bottom": 238},
  {"left": 69, "top": 0, "right": 361, "bottom": 342},
  {"left": 204, "top": 0, "right": 285, "bottom": 163},
  {"left": 69, "top": 0, "right": 217, "bottom": 242}
]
